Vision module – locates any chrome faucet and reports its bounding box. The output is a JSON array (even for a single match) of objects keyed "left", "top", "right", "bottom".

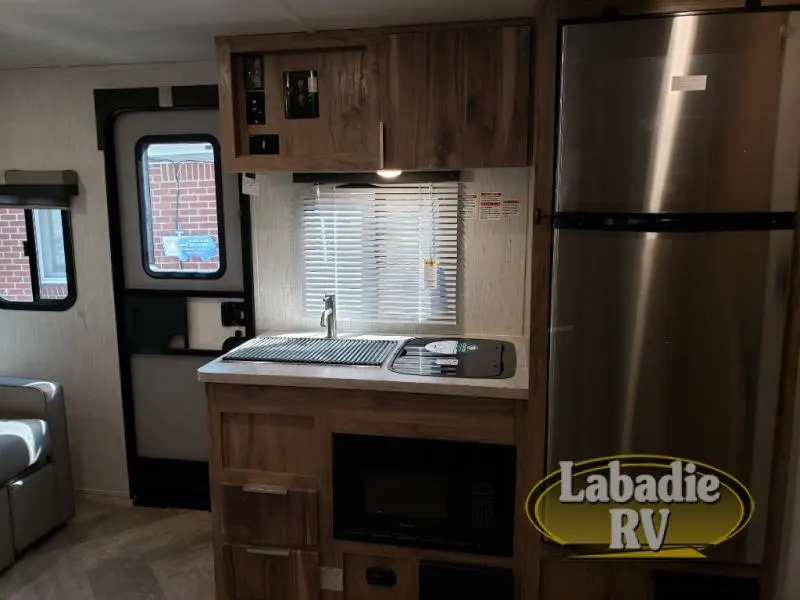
[{"left": 320, "top": 294, "right": 337, "bottom": 339}]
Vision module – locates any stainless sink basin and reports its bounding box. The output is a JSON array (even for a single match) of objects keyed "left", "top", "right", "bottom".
[{"left": 221, "top": 336, "right": 399, "bottom": 367}]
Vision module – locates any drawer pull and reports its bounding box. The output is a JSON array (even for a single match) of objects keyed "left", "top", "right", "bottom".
[
  {"left": 242, "top": 484, "right": 288, "bottom": 496},
  {"left": 245, "top": 547, "right": 291, "bottom": 557}
]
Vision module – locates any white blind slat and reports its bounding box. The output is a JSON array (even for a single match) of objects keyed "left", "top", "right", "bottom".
[{"left": 300, "top": 182, "right": 460, "bottom": 325}]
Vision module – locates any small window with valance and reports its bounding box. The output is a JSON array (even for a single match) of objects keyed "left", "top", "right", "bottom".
[{"left": 0, "top": 170, "right": 78, "bottom": 310}]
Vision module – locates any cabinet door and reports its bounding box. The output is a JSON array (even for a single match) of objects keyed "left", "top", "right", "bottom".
[
  {"left": 220, "top": 412, "right": 319, "bottom": 477},
  {"left": 224, "top": 545, "right": 319, "bottom": 600},
  {"left": 225, "top": 45, "right": 381, "bottom": 172},
  {"left": 539, "top": 559, "right": 652, "bottom": 600},
  {"left": 384, "top": 26, "right": 531, "bottom": 169},
  {"left": 222, "top": 484, "right": 319, "bottom": 547}
]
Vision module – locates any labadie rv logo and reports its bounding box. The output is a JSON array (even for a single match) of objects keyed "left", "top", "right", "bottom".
[{"left": 526, "top": 455, "right": 754, "bottom": 558}]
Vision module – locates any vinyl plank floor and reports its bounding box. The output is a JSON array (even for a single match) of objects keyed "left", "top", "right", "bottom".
[
  {"left": 87, "top": 557, "right": 167, "bottom": 600},
  {"left": 0, "top": 496, "right": 214, "bottom": 600}
]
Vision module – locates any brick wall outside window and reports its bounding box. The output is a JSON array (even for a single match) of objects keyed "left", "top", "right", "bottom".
[
  {"left": 0, "top": 208, "right": 68, "bottom": 302},
  {"left": 0, "top": 208, "right": 33, "bottom": 302},
  {"left": 145, "top": 161, "right": 221, "bottom": 273},
  {"left": 0, "top": 159, "right": 221, "bottom": 303}
]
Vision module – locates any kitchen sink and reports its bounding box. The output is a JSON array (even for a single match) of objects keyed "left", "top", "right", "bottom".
[{"left": 221, "top": 336, "right": 399, "bottom": 367}]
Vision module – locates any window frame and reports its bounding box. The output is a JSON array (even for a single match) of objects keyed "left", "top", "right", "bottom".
[
  {"left": 134, "top": 134, "right": 227, "bottom": 280},
  {"left": 0, "top": 208, "right": 77, "bottom": 311}
]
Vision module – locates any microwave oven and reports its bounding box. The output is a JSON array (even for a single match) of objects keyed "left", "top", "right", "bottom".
[{"left": 332, "top": 433, "right": 517, "bottom": 556}]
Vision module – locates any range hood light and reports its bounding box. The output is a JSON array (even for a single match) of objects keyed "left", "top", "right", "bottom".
[{"left": 376, "top": 169, "right": 402, "bottom": 179}]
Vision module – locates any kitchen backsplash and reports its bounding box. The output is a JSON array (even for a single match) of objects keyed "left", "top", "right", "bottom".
[{"left": 250, "top": 167, "right": 532, "bottom": 337}]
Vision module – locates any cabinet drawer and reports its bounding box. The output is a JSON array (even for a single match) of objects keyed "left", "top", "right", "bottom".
[
  {"left": 224, "top": 545, "right": 319, "bottom": 600},
  {"left": 222, "top": 484, "right": 319, "bottom": 547}
]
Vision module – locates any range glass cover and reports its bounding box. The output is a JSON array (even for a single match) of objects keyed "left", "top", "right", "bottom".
[{"left": 389, "top": 338, "right": 516, "bottom": 378}]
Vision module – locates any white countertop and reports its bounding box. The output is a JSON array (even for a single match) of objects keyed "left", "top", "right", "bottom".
[{"left": 198, "top": 333, "right": 529, "bottom": 400}]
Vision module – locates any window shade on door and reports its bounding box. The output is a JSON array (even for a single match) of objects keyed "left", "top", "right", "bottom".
[{"left": 301, "top": 183, "right": 460, "bottom": 326}]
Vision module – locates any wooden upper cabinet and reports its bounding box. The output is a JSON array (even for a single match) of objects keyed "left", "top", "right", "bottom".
[
  {"left": 216, "top": 22, "right": 532, "bottom": 173},
  {"left": 382, "top": 25, "right": 532, "bottom": 170},
  {"left": 217, "top": 34, "right": 382, "bottom": 172}
]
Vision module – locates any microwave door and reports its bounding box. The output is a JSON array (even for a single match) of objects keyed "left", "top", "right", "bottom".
[
  {"left": 363, "top": 470, "right": 450, "bottom": 532},
  {"left": 332, "top": 434, "right": 516, "bottom": 556}
]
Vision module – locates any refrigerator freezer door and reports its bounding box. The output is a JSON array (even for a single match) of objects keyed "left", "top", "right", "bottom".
[
  {"left": 548, "top": 228, "right": 793, "bottom": 564},
  {"left": 556, "top": 12, "right": 795, "bottom": 213}
]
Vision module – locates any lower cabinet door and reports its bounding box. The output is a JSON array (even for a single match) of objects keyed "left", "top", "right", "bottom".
[{"left": 224, "top": 545, "right": 319, "bottom": 600}]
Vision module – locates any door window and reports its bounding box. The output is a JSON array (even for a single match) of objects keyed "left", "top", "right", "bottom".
[{"left": 137, "top": 136, "right": 226, "bottom": 278}]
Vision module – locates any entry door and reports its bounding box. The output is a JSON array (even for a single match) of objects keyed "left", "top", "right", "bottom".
[{"left": 114, "top": 110, "right": 249, "bottom": 508}]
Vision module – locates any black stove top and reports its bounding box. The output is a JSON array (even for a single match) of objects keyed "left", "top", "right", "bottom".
[{"left": 389, "top": 338, "right": 516, "bottom": 379}]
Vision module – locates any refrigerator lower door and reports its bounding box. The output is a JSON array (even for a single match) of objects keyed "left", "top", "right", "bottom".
[{"left": 548, "top": 228, "right": 793, "bottom": 564}]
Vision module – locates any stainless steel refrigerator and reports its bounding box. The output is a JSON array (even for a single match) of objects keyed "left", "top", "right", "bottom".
[{"left": 548, "top": 11, "right": 800, "bottom": 564}]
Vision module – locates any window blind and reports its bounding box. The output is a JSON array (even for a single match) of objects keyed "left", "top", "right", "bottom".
[{"left": 301, "top": 182, "right": 460, "bottom": 325}]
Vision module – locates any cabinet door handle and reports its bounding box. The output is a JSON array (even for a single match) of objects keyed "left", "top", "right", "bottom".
[
  {"left": 242, "top": 484, "right": 288, "bottom": 496},
  {"left": 379, "top": 121, "right": 385, "bottom": 169},
  {"left": 245, "top": 547, "right": 291, "bottom": 557}
]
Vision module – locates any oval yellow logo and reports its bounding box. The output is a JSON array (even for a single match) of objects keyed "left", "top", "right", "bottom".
[{"left": 525, "top": 455, "right": 754, "bottom": 558}]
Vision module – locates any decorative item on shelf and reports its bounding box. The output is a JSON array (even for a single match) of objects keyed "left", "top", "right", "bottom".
[{"left": 284, "top": 70, "right": 319, "bottom": 119}]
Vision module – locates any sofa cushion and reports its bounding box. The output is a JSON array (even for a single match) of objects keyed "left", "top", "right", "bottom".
[{"left": 0, "top": 420, "right": 51, "bottom": 484}]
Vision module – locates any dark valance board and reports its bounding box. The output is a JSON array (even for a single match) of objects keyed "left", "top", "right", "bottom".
[{"left": 0, "top": 170, "right": 79, "bottom": 209}]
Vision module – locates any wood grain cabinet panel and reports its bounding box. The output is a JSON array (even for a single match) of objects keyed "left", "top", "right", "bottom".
[
  {"left": 218, "top": 23, "right": 532, "bottom": 172},
  {"left": 539, "top": 559, "right": 653, "bottom": 600},
  {"left": 251, "top": 48, "right": 381, "bottom": 170},
  {"left": 221, "top": 42, "right": 381, "bottom": 172},
  {"left": 384, "top": 25, "right": 531, "bottom": 169},
  {"left": 344, "top": 553, "right": 416, "bottom": 600},
  {"left": 222, "top": 484, "right": 319, "bottom": 548},
  {"left": 538, "top": 557, "right": 760, "bottom": 600},
  {"left": 221, "top": 412, "right": 319, "bottom": 476},
  {"left": 224, "top": 545, "right": 319, "bottom": 600}
]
